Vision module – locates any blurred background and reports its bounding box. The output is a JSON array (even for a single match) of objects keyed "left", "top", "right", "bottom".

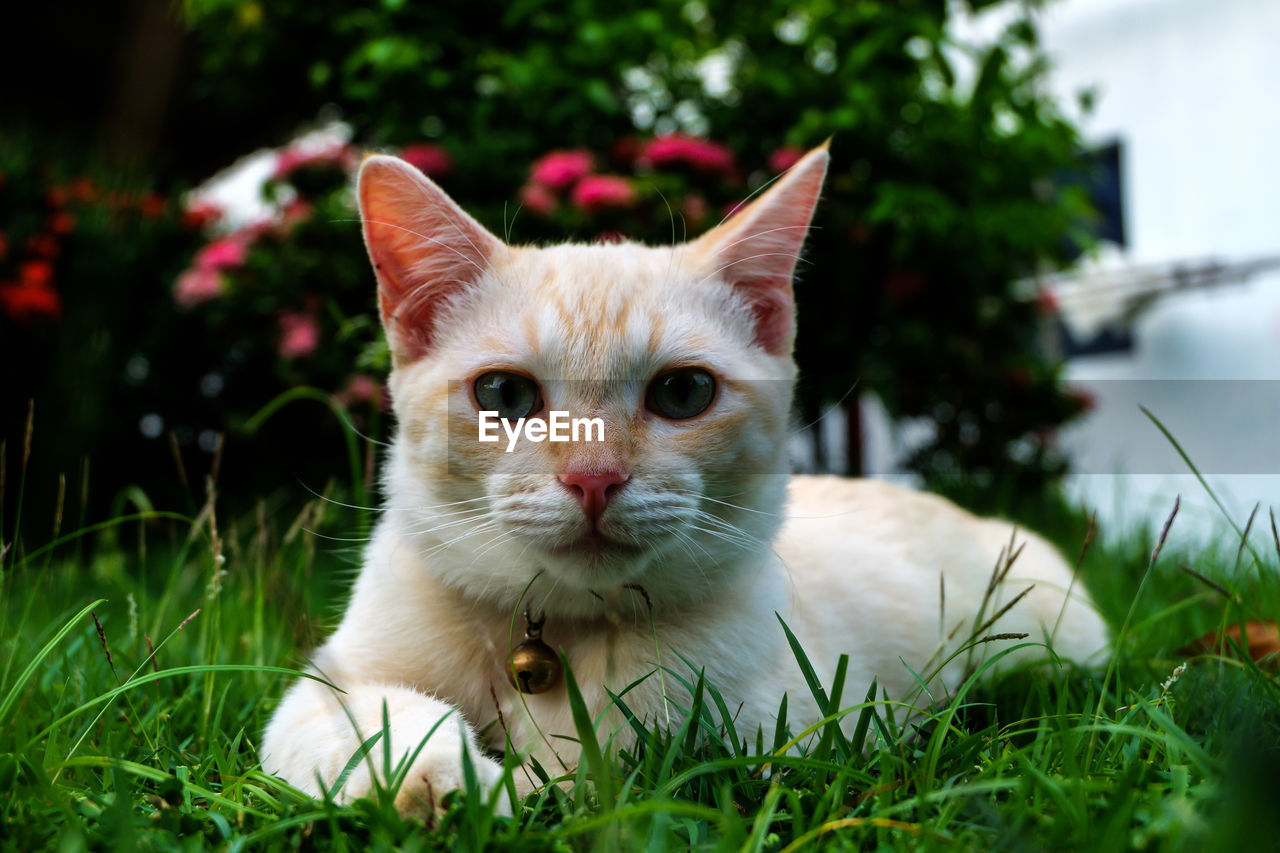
[{"left": 2, "top": 0, "right": 1277, "bottom": 549}]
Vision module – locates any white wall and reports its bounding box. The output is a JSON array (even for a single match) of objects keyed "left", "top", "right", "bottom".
[
  {"left": 1038, "top": 0, "right": 1280, "bottom": 543},
  {"left": 933, "top": 0, "right": 1280, "bottom": 544}
]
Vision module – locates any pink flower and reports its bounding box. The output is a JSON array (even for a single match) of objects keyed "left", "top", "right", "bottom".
[
  {"left": 518, "top": 182, "right": 559, "bottom": 215},
  {"left": 399, "top": 144, "right": 453, "bottom": 176},
  {"left": 182, "top": 200, "right": 223, "bottom": 231},
  {"left": 571, "top": 175, "right": 635, "bottom": 211},
  {"left": 768, "top": 146, "right": 806, "bottom": 173},
  {"left": 336, "top": 374, "right": 385, "bottom": 408},
  {"left": 639, "top": 135, "right": 735, "bottom": 175},
  {"left": 681, "top": 193, "right": 710, "bottom": 226},
  {"left": 278, "top": 310, "right": 320, "bottom": 359},
  {"left": 173, "top": 267, "right": 225, "bottom": 308},
  {"left": 194, "top": 237, "right": 248, "bottom": 270},
  {"left": 273, "top": 142, "right": 356, "bottom": 180},
  {"left": 530, "top": 150, "right": 593, "bottom": 190},
  {"left": 0, "top": 279, "right": 61, "bottom": 321}
]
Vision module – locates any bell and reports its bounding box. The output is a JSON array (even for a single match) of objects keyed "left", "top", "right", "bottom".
[{"left": 507, "top": 611, "right": 562, "bottom": 694}]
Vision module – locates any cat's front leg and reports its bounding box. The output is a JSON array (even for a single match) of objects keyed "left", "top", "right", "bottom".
[{"left": 261, "top": 674, "right": 511, "bottom": 818}]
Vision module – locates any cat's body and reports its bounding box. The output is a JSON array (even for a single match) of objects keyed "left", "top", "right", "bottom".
[{"left": 261, "top": 146, "right": 1107, "bottom": 815}]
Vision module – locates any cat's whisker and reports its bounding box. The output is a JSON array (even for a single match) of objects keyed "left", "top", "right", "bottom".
[
  {"left": 399, "top": 508, "right": 492, "bottom": 537},
  {"left": 300, "top": 528, "right": 377, "bottom": 543},
  {"left": 471, "top": 528, "right": 524, "bottom": 562},
  {"left": 414, "top": 519, "right": 499, "bottom": 560},
  {"left": 405, "top": 495, "right": 495, "bottom": 512},
  {"left": 709, "top": 224, "right": 818, "bottom": 258},
  {"left": 400, "top": 507, "right": 492, "bottom": 528},
  {"left": 686, "top": 523, "right": 759, "bottom": 553},
  {"left": 656, "top": 523, "right": 717, "bottom": 593},
  {"left": 683, "top": 492, "right": 778, "bottom": 517},
  {"left": 692, "top": 251, "right": 814, "bottom": 289},
  {"left": 712, "top": 164, "right": 794, "bottom": 229},
  {"left": 355, "top": 218, "right": 490, "bottom": 280},
  {"left": 690, "top": 510, "right": 769, "bottom": 545}
]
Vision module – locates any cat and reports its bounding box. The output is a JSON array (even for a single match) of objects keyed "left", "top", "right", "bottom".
[{"left": 260, "top": 143, "right": 1108, "bottom": 816}]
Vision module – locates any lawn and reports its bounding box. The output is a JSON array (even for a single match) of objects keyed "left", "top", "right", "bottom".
[{"left": 2, "top": 438, "right": 1279, "bottom": 851}]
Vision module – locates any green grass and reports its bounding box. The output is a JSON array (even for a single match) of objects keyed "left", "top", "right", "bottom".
[{"left": 2, "top": 463, "right": 1280, "bottom": 850}]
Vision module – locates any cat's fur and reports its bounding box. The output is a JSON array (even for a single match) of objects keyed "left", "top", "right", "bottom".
[{"left": 261, "top": 144, "right": 1108, "bottom": 815}]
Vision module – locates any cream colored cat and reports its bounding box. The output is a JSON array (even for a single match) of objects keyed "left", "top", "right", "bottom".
[{"left": 261, "top": 144, "right": 1108, "bottom": 816}]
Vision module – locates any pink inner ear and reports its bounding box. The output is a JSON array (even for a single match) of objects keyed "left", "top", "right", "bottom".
[
  {"left": 359, "top": 156, "right": 501, "bottom": 364},
  {"left": 367, "top": 230, "right": 480, "bottom": 362},
  {"left": 735, "top": 278, "right": 795, "bottom": 355},
  {"left": 694, "top": 146, "right": 828, "bottom": 356}
]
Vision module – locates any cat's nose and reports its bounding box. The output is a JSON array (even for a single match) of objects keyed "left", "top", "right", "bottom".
[{"left": 559, "top": 470, "right": 629, "bottom": 525}]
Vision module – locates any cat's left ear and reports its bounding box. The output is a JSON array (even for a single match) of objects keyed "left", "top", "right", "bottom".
[
  {"left": 358, "top": 154, "right": 505, "bottom": 365},
  {"left": 691, "top": 143, "right": 829, "bottom": 356}
]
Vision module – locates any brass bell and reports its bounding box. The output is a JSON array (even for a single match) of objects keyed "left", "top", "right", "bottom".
[{"left": 507, "top": 610, "right": 562, "bottom": 694}]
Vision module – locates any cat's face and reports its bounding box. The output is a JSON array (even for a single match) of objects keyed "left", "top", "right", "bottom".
[{"left": 360, "top": 146, "right": 828, "bottom": 617}]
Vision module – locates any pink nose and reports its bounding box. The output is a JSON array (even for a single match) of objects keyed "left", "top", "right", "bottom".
[{"left": 559, "top": 470, "right": 629, "bottom": 524}]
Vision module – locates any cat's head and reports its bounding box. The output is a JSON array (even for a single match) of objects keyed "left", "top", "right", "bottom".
[{"left": 359, "top": 144, "right": 828, "bottom": 618}]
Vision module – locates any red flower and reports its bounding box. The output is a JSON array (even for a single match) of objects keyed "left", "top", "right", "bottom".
[
  {"left": 518, "top": 182, "right": 558, "bottom": 216},
  {"left": 20, "top": 260, "right": 54, "bottom": 288},
  {"left": 278, "top": 310, "right": 320, "bottom": 359},
  {"left": 0, "top": 279, "right": 61, "bottom": 321},
  {"left": 399, "top": 144, "right": 453, "bottom": 176},
  {"left": 571, "top": 175, "right": 635, "bottom": 211},
  {"left": 768, "top": 146, "right": 806, "bottom": 173},
  {"left": 182, "top": 201, "right": 223, "bottom": 231},
  {"left": 639, "top": 135, "right": 735, "bottom": 175},
  {"left": 173, "top": 267, "right": 225, "bottom": 307},
  {"left": 194, "top": 237, "right": 248, "bottom": 270},
  {"left": 70, "top": 177, "right": 98, "bottom": 204},
  {"left": 49, "top": 211, "right": 76, "bottom": 235},
  {"left": 530, "top": 150, "right": 593, "bottom": 190},
  {"left": 26, "top": 233, "right": 59, "bottom": 259},
  {"left": 139, "top": 193, "right": 167, "bottom": 218}
]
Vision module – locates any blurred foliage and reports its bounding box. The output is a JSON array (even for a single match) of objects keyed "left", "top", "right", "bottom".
[
  {"left": 3, "top": 0, "right": 1099, "bottom": 538},
  {"left": 176, "top": 0, "right": 1094, "bottom": 491},
  {"left": 0, "top": 134, "right": 204, "bottom": 531}
]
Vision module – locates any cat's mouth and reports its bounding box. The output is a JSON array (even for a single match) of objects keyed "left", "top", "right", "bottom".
[{"left": 545, "top": 530, "right": 644, "bottom": 560}]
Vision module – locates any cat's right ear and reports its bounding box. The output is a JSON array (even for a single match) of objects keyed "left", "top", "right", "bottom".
[{"left": 358, "top": 155, "right": 504, "bottom": 365}]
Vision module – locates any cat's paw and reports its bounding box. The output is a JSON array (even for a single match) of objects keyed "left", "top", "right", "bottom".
[{"left": 390, "top": 742, "right": 511, "bottom": 819}]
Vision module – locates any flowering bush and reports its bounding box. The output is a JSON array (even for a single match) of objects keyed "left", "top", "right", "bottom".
[
  {"left": 0, "top": 173, "right": 170, "bottom": 325},
  {"left": 0, "top": 134, "right": 208, "bottom": 527},
  {"left": 158, "top": 0, "right": 1104, "bottom": 505}
]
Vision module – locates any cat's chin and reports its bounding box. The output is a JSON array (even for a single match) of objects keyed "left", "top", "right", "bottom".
[
  {"left": 545, "top": 530, "right": 644, "bottom": 560},
  {"left": 534, "top": 531, "right": 654, "bottom": 590}
]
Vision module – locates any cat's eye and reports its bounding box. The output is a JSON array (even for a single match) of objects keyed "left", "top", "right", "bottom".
[
  {"left": 474, "top": 371, "right": 543, "bottom": 420},
  {"left": 646, "top": 368, "right": 716, "bottom": 420}
]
